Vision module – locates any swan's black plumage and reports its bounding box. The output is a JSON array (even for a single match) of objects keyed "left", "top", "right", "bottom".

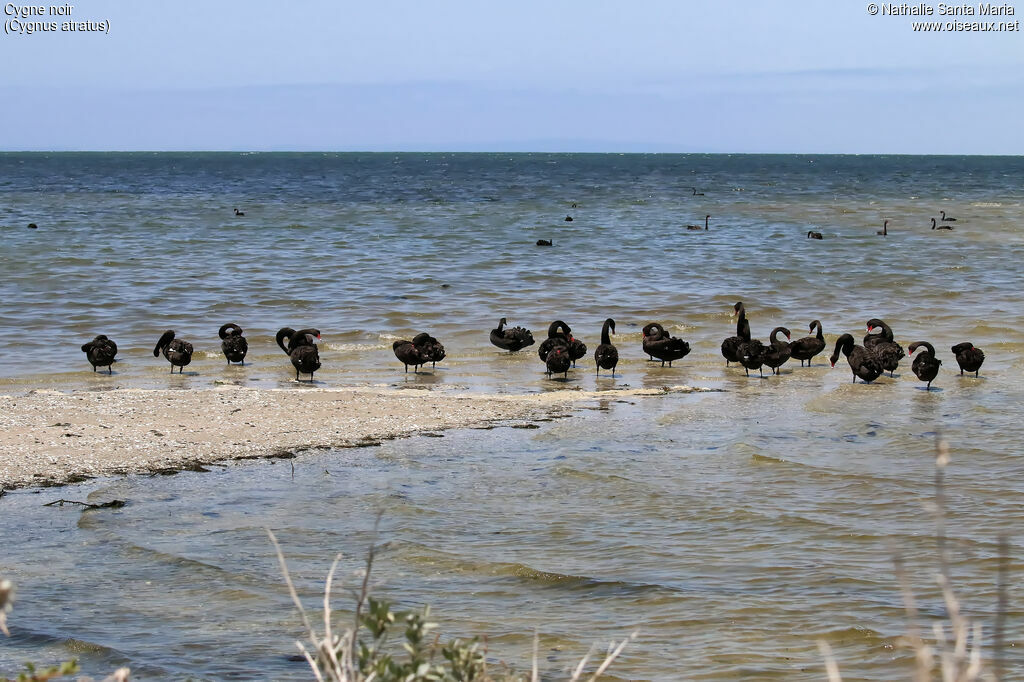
[
  {"left": 153, "top": 330, "right": 193, "bottom": 373},
  {"left": 81, "top": 335, "right": 117, "bottom": 373},
  {"left": 721, "top": 302, "right": 749, "bottom": 366},
  {"left": 276, "top": 327, "right": 321, "bottom": 380},
  {"left": 545, "top": 345, "right": 571, "bottom": 378},
  {"left": 737, "top": 338, "right": 766, "bottom": 377},
  {"left": 878, "top": 220, "right": 889, "bottom": 236},
  {"left": 951, "top": 342, "right": 985, "bottom": 376},
  {"left": 686, "top": 214, "right": 710, "bottom": 231},
  {"left": 790, "top": 320, "right": 825, "bottom": 367},
  {"left": 538, "top": 320, "right": 571, "bottom": 362},
  {"left": 830, "top": 333, "right": 882, "bottom": 383},
  {"left": 413, "top": 332, "right": 446, "bottom": 368},
  {"left": 642, "top": 322, "right": 690, "bottom": 367},
  {"left": 807, "top": 231, "right": 823, "bottom": 240},
  {"left": 490, "top": 318, "right": 535, "bottom": 352},
  {"left": 218, "top": 323, "right": 248, "bottom": 365},
  {"left": 864, "top": 318, "right": 905, "bottom": 377},
  {"left": 393, "top": 339, "right": 427, "bottom": 373},
  {"left": 940, "top": 210, "right": 957, "bottom": 222},
  {"left": 931, "top": 218, "right": 954, "bottom": 231},
  {"left": 763, "top": 327, "right": 792, "bottom": 375},
  {"left": 909, "top": 341, "right": 941, "bottom": 390},
  {"left": 594, "top": 318, "right": 619, "bottom": 376}
]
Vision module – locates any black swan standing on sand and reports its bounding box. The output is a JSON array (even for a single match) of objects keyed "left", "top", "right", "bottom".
[
  {"left": 686, "top": 214, "right": 710, "bottom": 231},
  {"left": 219, "top": 323, "right": 248, "bottom": 365},
  {"left": 864, "top": 318, "right": 905, "bottom": 377},
  {"left": 951, "top": 342, "right": 985, "bottom": 376},
  {"left": 594, "top": 318, "right": 619, "bottom": 376},
  {"left": 940, "top": 210, "right": 957, "bottom": 222},
  {"left": 276, "top": 327, "right": 321, "bottom": 381},
  {"left": 490, "top": 318, "right": 535, "bottom": 352},
  {"left": 81, "top": 335, "right": 117, "bottom": 373},
  {"left": 807, "top": 231, "right": 823, "bottom": 240},
  {"left": 721, "top": 302, "right": 749, "bottom": 366},
  {"left": 830, "top": 333, "right": 882, "bottom": 383},
  {"left": 763, "top": 327, "right": 792, "bottom": 375},
  {"left": 154, "top": 330, "right": 194, "bottom": 373},
  {"left": 641, "top": 322, "right": 690, "bottom": 367},
  {"left": 909, "top": 341, "right": 941, "bottom": 390},
  {"left": 790, "top": 320, "right": 825, "bottom": 366},
  {"left": 413, "top": 332, "right": 446, "bottom": 369},
  {"left": 878, "top": 220, "right": 889, "bottom": 236},
  {"left": 931, "top": 218, "right": 954, "bottom": 231}
]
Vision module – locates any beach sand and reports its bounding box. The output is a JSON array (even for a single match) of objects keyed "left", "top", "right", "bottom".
[{"left": 0, "top": 384, "right": 703, "bottom": 490}]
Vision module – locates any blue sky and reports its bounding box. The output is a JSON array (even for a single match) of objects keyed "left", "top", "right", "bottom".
[{"left": 1, "top": 1, "right": 1021, "bottom": 152}]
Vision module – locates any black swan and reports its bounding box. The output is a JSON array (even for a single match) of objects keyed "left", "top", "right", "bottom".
[
  {"left": 691, "top": 187, "right": 705, "bottom": 196},
  {"left": 807, "top": 231, "right": 823, "bottom": 240},
  {"left": 564, "top": 215, "right": 574, "bottom": 222},
  {"left": 536, "top": 239, "right": 553, "bottom": 246},
  {"left": 393, "top": 339, "right": 428, "bottom": 373},
  {"left": 737, "top": 336, "right": 766, "bottom": 377},
  {"left": 721, "top": 302, "right": 749, "bottom": 366},
  {"left": 545, "top": 345, "right": 571, "bottom": 378},
  {"left": 686, "top": 214, "right": 710, "bottom": 231},
  {"left": 234, "top": 208, "right": 245, "bottom": 216},
  {"left": 931, "top": 218, "right": 954, "bottom": 231},
  {"left": 878, "top": 220, "right": 888, "bottom": 236},
  {"left": 219, "top": 323, "right": 248, "bottom": 365},
  {"left": 154, "top": 330, "right": 194, "bottom": 373},
  {"left": 567, "top": 332, "right": 587, "bottom": 367},
  {"left": 276, "top": 327, "right": 321, "bottom": 381},
  {"left": 490, "top": 318, "right": 535, "bottom": 352},
  {"left": 413, "top": 332, "right": 446, "bottom": 369},
  {"left": 594, "top": 318, "right": 619, "bottom": 376},
  {"left": 81, "top": 335, "right": 117, "bottom": 373},
  {"left": 940, "top": 210, "right": 957, "bottom": 222},
  {"left": 763, "top": 327, "right": 792, "bottom": 375},
  {"left": 830, "top": 333, "right": 882, "bottom": 383},
  {"left": 790, "top": 320, "right": 825, "bottom": 366},
  {"left": 864, "top": 318, "right": 905, "bottom": 377},
  {"left": 642, "top": 322, "right": 690, "bottom": 367},
  {"left": 908, "top": 341, "right": 941, "bottom": 390},
  {"left": 951, "top": 342, "right": 985, "bottom": 376},
  {"left": 538, "top": 320, "right": 571, "bottom": 362}
]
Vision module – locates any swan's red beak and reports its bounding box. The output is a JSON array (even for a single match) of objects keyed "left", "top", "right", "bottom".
[
  {"left": 830, "top": 360, "right": 835, "bottom": 368},
  {"left": 786, "top": 334, "right": 791, "bottom": 340}
]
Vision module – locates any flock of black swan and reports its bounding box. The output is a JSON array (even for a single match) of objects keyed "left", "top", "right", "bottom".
[{"left": 80, "top": 307, "right": 986, "bottom": 391}]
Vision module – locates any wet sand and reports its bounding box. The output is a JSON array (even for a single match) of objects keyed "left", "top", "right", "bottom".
[{"left": 0, "top": 384, "right": 706, "bottom": 490}]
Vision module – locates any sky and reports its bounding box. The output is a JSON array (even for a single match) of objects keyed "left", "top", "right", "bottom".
[{"left": 0, "top": 0, "right": 1021, "bottom": 152}]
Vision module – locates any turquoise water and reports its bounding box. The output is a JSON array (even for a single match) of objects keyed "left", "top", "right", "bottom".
[{"left": 1, "top": 153, "right": 1022, "bottom": 679}]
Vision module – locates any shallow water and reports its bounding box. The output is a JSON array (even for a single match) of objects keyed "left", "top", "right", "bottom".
[{"left": 1, "top": 153, "right": 1023, "bottom": 679}]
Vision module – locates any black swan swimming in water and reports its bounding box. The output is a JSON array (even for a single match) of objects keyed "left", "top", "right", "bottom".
[
  {"left": 762, "top": 327, "right": 792, "bottom": 375},
  {"left": 864, "top": 318, "right": 905, "bottom": 377},
  {"left": 154, "top": 330, "right": 194, "bottom": 373},
  {"left": 276, "top": 327, "right": 321, "bottom": 381},
  {"left": 909, "top": 341, "right": 941, "bottom": 390},
  {"left": 721, "top": 302, "right": 749, "bottom": 366},
  {"left": 234, "top": 208, "right": 245, "bottom": 216},
  {"left": 490, "top": 318, "right": 535, "bottom": 352},
  {"left": 878, "top": 220, "right": 889, "bottom": 236},
  {"left": 413, "top": 332, "right": 446, "bottom": 369},
  {"left": 830, "top": 333, "right": 882, "bottom": 383},
  {"left": 940, "top": 210, "right": 956, "bottom": 222},
  {"left": 931, "top": 218, "right": 954, "bottom": 231},
  {"left": 807, "top": 231, "right": 823, "bottom": 240},
  {"left": 686, "top": 214, "right": 710, "bottom": 231},
  {"left": 536, "top": 239, "right": 553, "bottom": 246},
  {"left": 790, "top": 320, "right": 825, "bottom": 367},
  {"left": 691, "top": 187, "right": 705, "bottom": 196},
  {"left": 564, "top": 215, "right": 574, "bottom": 222},
  {"left": 545, "top": 344, "right": 571, "bottom": 378},
  {"left": 81, "top": 335, "right": 117, "bottom": 373},
  {"left": 218, "top": 323, "right": 248, "bottom": 365},
  {"left": 594, "top": 318, "right": 619, "bottom": 376},
  {"left": 951, "top": 342, "right": 985, "bottom": 376},
  {"left": 642, "top": 322, "right": 690, "bottom": 367}
]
